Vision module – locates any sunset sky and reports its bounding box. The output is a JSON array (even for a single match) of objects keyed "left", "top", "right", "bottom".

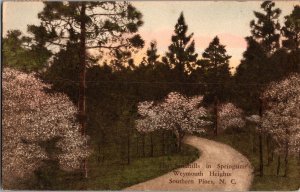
[{"left": 3, "top": 1, "right": 299, "bottom": 69}]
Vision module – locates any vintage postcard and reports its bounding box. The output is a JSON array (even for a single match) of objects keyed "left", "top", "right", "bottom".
[{"left": 2, "top": 0, "right": 300, "bottom": 191}]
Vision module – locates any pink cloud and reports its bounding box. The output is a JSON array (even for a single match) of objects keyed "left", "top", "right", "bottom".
[
  {"left": 137, "top": 29, "right": 246, "bottom": 69},
  {"left": 139, "top": 29, "right": 247, "bottom": 51},
  {"left": 139, "top": 28, "right": 173, "bottom": 50}
]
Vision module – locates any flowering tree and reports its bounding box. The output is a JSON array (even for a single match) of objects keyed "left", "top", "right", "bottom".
[
  {"left": 246, "top": 114, "right": 261, "bottom": 124},
  {"left": 261, "top": 74, "right": 300, "bottom": 176},
  {"left": 136, "top": 92, "right": 212, "bottom": 151},
  {"left": 218, "top": 103, "right": 245, "bottom": 131},
  {"left": 2, "top": 68, "right": 89, "bottom": 188}
]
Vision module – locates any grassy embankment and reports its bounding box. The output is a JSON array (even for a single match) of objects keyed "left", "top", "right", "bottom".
[
  {"left": 207, "top": 125, "right": 300, "bottom": 191},
  {"left": 30, "top": 138, "right": 199, "bottom": 190}
]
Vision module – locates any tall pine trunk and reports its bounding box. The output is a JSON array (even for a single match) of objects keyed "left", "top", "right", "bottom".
[
  {"left": 259, "top": 132, "right": 264, "bottom": 177},
  {"left": 252, "top": 131, "right": 256, "bottom": 153},
  {"left": 284, "top": 148, "right": 289, "bottom": 177},
  {"left": 176, "top": 129, "right": 184, "bottom": 153},
  {"left": 276, "top": 155, "right": 281, "bottom": 176},
  {"left": 284, "top": 134, "right": 289, "bottom": 177},
  {"left": 79, "top": 2, "right": 88, "bottom": 179},
  {"left": 214, "top": 96, "right": 219, "bottom": 136},
  {"left": 162, "top": 130, "right": 165, "bottom": 156},
  {"left": 298, "top": 151, "right": 300, "bottom": 165},
  {"left": 97, "top": 130, "right": 105, "bottom": 164},
  {"left": 177, "top": 138, "right": 182, "bottom": 153},
  {"left": 150, "top": 133, "right": 154, "bottom": 157},
  {"left": 266, "top": 134, "right": 271, "bottom": 166},
  {"left": 259, "top": 98, "right": 264, "bottom": 177},
  {"left": 271, "top": 150, "right": 274, "bottom": 162},
  {"left": 127, "top": 130, "right": 131, "bottom": 165},
  {"left": 136, "top": 135, "right": 139, "bottom": 157},
  {"left": 142, "top": 134, "right": 145, "bottom": 157}
]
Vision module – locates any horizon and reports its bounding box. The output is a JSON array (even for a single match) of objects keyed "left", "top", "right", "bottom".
[{"left": 2, "top": 1, "right": 299, "bottom": 69}]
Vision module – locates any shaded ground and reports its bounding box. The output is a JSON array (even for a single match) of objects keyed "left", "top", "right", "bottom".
[
  {"left": 210, "top": 129, "right": 300, "bottom": 191},
  {"left": 124, "top": 135, "right": 253, "bottom": 191}
]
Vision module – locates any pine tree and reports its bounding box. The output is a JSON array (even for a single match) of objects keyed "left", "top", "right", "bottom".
[
  {"left": 235, "top": 37, "right": 268, "bottom": 110},
  {"left": 236, "top": 37, "right": 268, "bottom": 83},
  {"left": 202, "top": 36, "right": 231, "bottom": 81},
  {"left": 282, "top": 5, "right": 300, "bottom": 73},
  {"left": 234, "top": 1, "right": 282, "bottom": 110},
  {"left": 137, "top": 41, "right": 169, "bottom": 100},
  {"left": 3, "top": 30, "right": 51, "bottom": 72},
  {"left": 164, "top": 12, "right": 198, "bottom": 81},
  {"left": 201, "top": 36, "right": 231, "bottom": 101},
  {"left": 197, "top": 36, "right": 231, "bottom": 135},
  {"left": 139, "top": 41, "right": 160, "bottom": 82},
  {"left": 250, "top": 1, "right": 281, "bottom": 55},
  {"left": 29, "top": 1, "right": 144, "bottom": 178},
  {"left": 29, "top": 1, "right": 144, "bottom": 132},
  {"left": 144, "top": 40, "right": 160, "bottom": 66},
  {"left": 282, "top": 5, "right": 300, "bottom": 51}
]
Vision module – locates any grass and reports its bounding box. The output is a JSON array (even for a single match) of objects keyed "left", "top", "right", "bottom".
[
  {"left": 30, "top": 143, "right": 199, "bottom": 190},
  {"left": 206, "top": 126, "right": 300, "bottom": 191}
]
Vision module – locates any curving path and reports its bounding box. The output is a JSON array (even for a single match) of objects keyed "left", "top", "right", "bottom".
[{"left": 124, "top": 135, "right": 253, "bottom": 191}]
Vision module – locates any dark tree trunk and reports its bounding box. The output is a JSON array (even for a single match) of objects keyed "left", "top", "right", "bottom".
[
  {"left": 284, "top": 140, "right": 289, "bottom": 177},
  {"left": 150, "top": 133, "right": 154, "bottom": 157},
  {"left": 127, "top": 130, "right": 131, "bottom": 165},
  {"left": 259, "top": 98, "right": 264, "bottom": 177},
  {"left": 176, "top": 131, "right": 185, "bottom": 153},
  {"left": 214, "top": 96, "right": 219, "bottom": 136},
  {"left": 283, "top": 125, "right": 290, "bottom": 177},
  {"left": 271, "top": 150, "right": 274, "bottom": 162},
  {"left": 276, "top": 155, "right": 281, "bottom": 176},
  {"left": 259, "top": 133, "right": 264, "bottom": 177},
  {"left": 142, "top": 134, "right": 145, "bottom": 157},
  {"left": 162, "top": 130, "right": 165, "bottom": 156},
  {"left": 266, "top": 134, "right": 271, "bottom": 166},
  {"left": 177, "top": 138, "right": 182, "bottom": 153},
  {"left": 79, "top": 2, "right": 87, "bottom": 178},
  {"left": 284, "top": 150, "right": 289, "bottom": 177},
  {"left": 298, "top": 151, "right": 300, "bottom": 165},
  {"left": 97, "top": 145, "right": 101, "bottom": 163},
  {"left": 252, "top": 132, "right": 256, "bottom": 153},
  {"left": 97, "top": 129, "right": 106, "bottom": 164},
  {"left": 136, "top": 135, "right": 139, "bottom": 157}
]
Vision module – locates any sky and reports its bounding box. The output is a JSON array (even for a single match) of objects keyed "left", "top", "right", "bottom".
[{"left": 2, "top": 1, "right": 299, "bottom": 69}]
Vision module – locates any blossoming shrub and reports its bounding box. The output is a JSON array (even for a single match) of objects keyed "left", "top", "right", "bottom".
[
  {"left": 261, "top": 74, "right": 300, "bottom": 155},
  {"left": 2, "top": 68, "right": 89, "bottom": 188},
  {"left": 136, "top": 92, "right": 212, "bottom": 150}
]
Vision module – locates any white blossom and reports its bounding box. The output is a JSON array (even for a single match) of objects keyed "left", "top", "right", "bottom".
[
  {"left": 2, "top": 68, "right": 90, "bottom": 187},
  {"left": 246, "top": 115, "right": 261, "bottom": 124},
  {"left": 136, "top": 92, "right": 212, "bottom": 145},
  {"left": 261, "top": 74, "right": 300, "bottom": 154},
  {"left": 219, "top": 103, "right": 245, "bottom": 130}
]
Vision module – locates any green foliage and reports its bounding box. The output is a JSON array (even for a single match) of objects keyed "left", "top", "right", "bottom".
[
  {"left": 250, "top": 1, "right": 281, "bottom": 54},
  {"left": 234, "top": 37, "right": 268, "bottom": 110},
  {"left": 198, "top": 36, "right": 232, "bottom": 102},
  {"left": 5, "top": 1, "right": 300, "bottom": 190},
  {"left": 41, "top": 41, "right": 93, "bottom": 105},
  {"left": 29, "top": 2, "right": 144, "bottom": 52},
  {"left": 28, "top": 144, "right": 198, "bottom": 190},
  {"left": 3, "top": 30, "right": 51, "bottom": 72},
  {"left": 281, "top": 5, "right": 300, "bottom": 73},
  {"left": 202, "top": 36, "right": 231, "bottom": 70},
  {"left": 233, "top": 1, "right": 300, "bottom": 111},
  {"left": 164, "top": 12, "right": 198, "bottom": 81},
  {"left": 210, "top": 125, "right": 300, "bottom": 191},
  {"left": 143, "top": 41, "right": 160, "bottom": 66},
  {"left": 282, "top": 5, "right": 300, "bottom": 51}
]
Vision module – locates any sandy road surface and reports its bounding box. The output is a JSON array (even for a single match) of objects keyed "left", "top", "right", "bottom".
[{"left": 124, "top": 135, "right": 253, "bottom": 191}]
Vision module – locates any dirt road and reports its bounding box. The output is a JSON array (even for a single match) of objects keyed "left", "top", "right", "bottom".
[{"left": 124, "top": 135, "right": 253, "bottom": 191}]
